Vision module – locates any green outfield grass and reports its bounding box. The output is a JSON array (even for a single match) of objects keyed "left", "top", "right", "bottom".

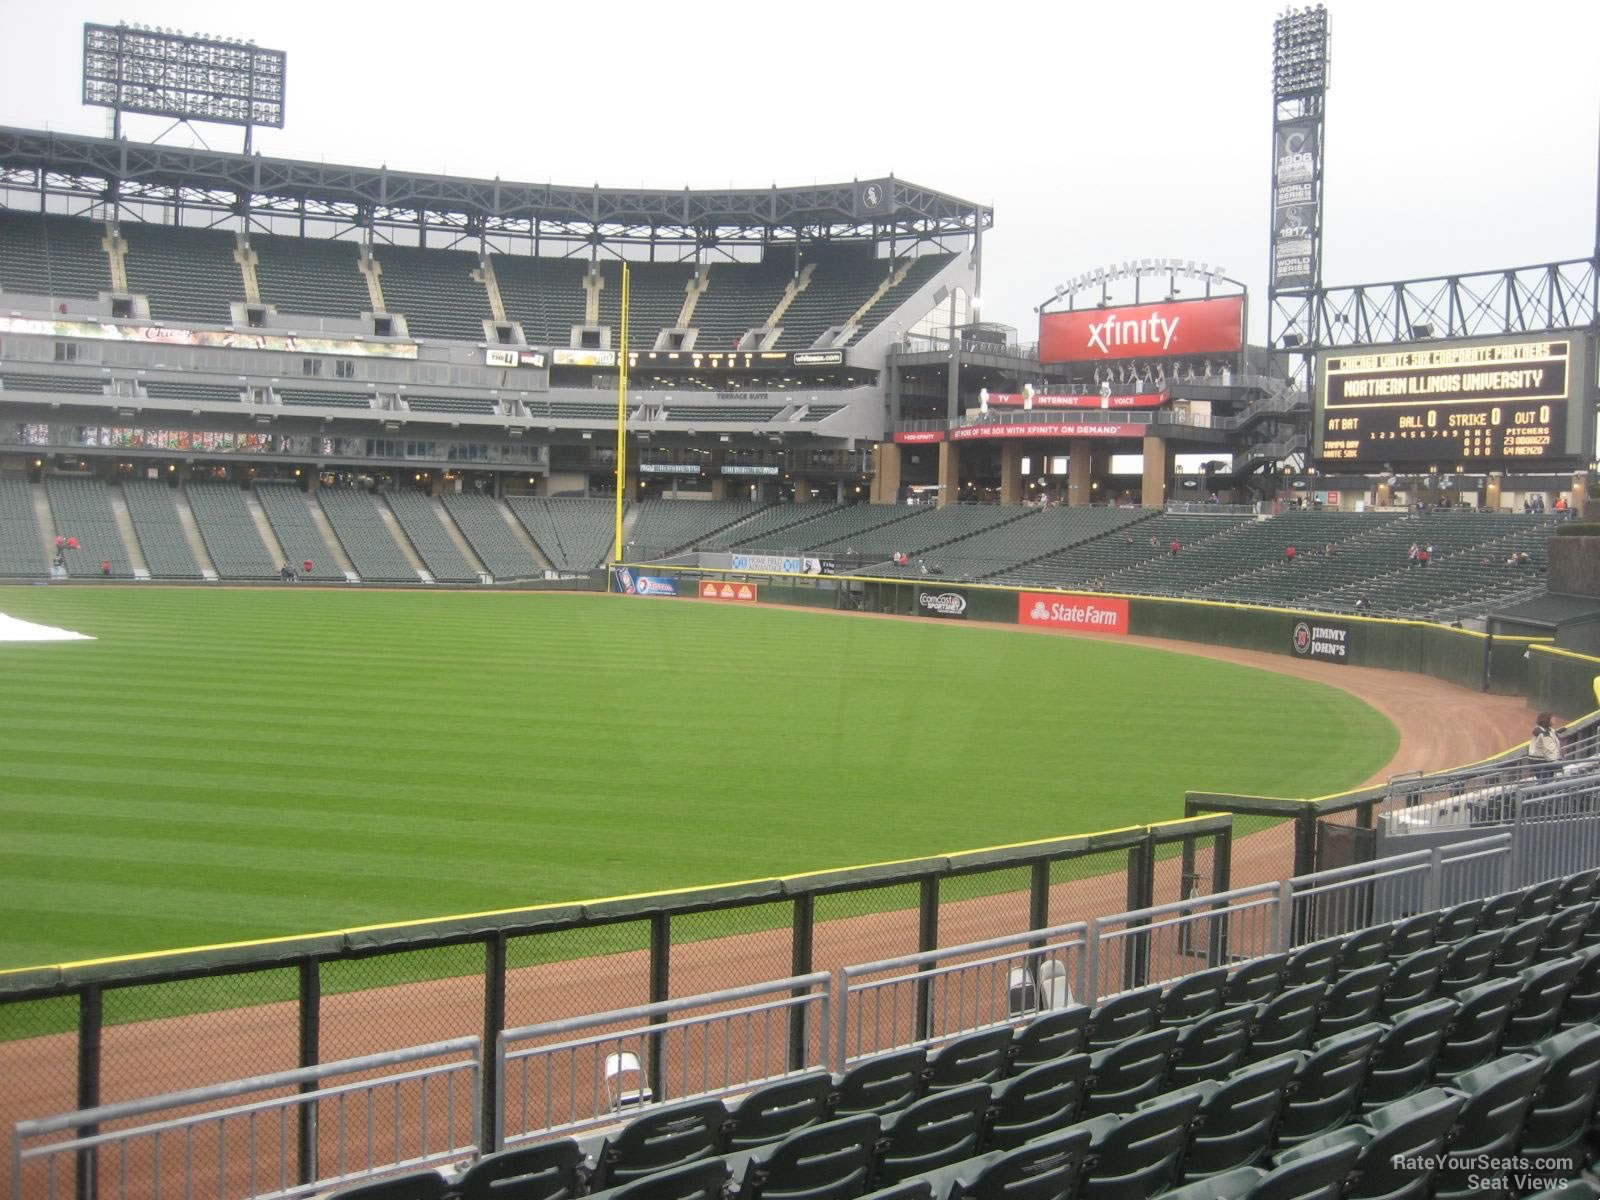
[{"left": 0, "top": 588, "right": 1397, "bottom": 972}]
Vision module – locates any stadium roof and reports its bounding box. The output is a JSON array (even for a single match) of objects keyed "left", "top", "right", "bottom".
[{"left": 0, "top": 126, "right": 992, "bottom": 247}]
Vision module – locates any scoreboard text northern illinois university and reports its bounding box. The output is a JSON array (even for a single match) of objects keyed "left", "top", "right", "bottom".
[{"left": 1316, "top": 337, "right": 1580, "bottom": 467}]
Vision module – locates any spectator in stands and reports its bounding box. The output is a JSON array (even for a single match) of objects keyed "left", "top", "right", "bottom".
[
  {"left": 303, "top": 559, "right": 314, "bottom": 576},
  {"left": 1408, "top": 542, "right": 1420, "bottom": 567},
  {"left": 1170, "top": 540, "right": 1181, "bottom": 556},
  {"left": 1284, "top": 545, "right": 1297, "bottom": 566},
  {"left": 1529, "top": 713, "right": 1563, "bottom": 781},
  {"left": 1354, "top": 596, "right": 1371, "bottom": 610},
  {"left": 1417, "top": 546, "right": 1430, "bottom": 568},
  {"left": 54, "top": 535, "right": 64, "bottom": 554},
  {"left": 1517, "top": 551, "right": 1533, "bottom": 568},
  {"left": 1324, "top": 542, "right": 1335, "bottom": 557},
  {"left": 1556, "top": 495, "right": 1569, "bottom": 513},
  {"left": 52, "top": 549, "right": 64, "bottom": 569},
  {"left": 99, "top": 560, "right": 110, "bottom": 576}
]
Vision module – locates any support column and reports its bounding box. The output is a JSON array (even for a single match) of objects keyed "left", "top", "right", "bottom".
[
  {"left": 1376, "top": 480, "right": 1393, "bottom": 507},
  {"left": 710, "top": 477, "right": 728, "bottom": 500},
  {"left": 872, "top": 442, "right": 902, "bottom": 504},
  {"left": 1067, "top": 440, "right": 1093, "bottom": 506},
  {"left": 793, "top": 477, "right": 812, "bottom": 504},
  {"left": 623, "top": 461, "right": 639, "bottom": 501},
  {"left": 1485, "top": 474, "right": 1502, "bottom": 512},
  {"left": 1570, "top": 471, "right": 1588, "bottom": 517},
  {"left": 1140, "top": 435, "right": 1173, "bottom": 508},
  {"left": 1000, "top": 442, "right": 1024, "bottom": 506},
  {"left": 936, "top": 441, "right": 960, "bottom": 507}
]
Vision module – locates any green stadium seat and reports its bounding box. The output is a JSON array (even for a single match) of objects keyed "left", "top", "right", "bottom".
[
  {"left": 1335, "top": 927, "right": 1392, "bottom": 971},
  {"left": 1520, "top": 880, "right": 1564, "bottom": 919},
  {"left": 734, "top": 1114, "right": 880, "bottom": 1200},
  {"left": 1519, "top": 1022, "right": 1600, "bottom": 1163},
  {"left": 939, "top": 1124, "right": 1093, "bottom": 1200},
  {"left": 874, "top": 1083, "right": 990, "bottom": 1185},
  {"left": 1432, "top": 976, "right": 1521, "bottom": 1078},
  {"left": 1477, "top": 892, "right": 1526, "bottom": 933},
  {"left": 725, "top": 1073, "right": 832, "bottom": 1151},
  {"left": 451, "top": 1140, "right": 585, "bottom": 1200},
  {"left": 1435, "top": 900, "right": 1485, "bottom": 944},
  {"left": 1358, "top": 997, "right": 1456, "bottom": 1111},
  {"left": 1539, "top": 903, "right": 1595, "bottom": 961},
  {"left": 857, "top": 1182, "right": 933, "bottom": 1200},
  {"left": 1224, "top": 955, "right": 1288, "bottom": 1008},
  {"left": 1168, "top": 1006, "right": 1254, "bottom": 1087},
  {"left": 1244, "top": 983, "right": 1326, "bottom": 1063},
  {"left": 590, "top": 1099, "right": 729, "bottom": 1190},
  {"left": 1270, "top": 1024, "right": 1384, "bottom": 1147},
  {"left": 984, "top": 1054, "right": 1089, "bottom": 1150},
  {"left": 831, "top": 1049, "right": 926, "bottom": 1118},
  {"left": 328, "top": 1172, "right": 447, "bottom": 1199},
  {"left": 1490, "top": 915, "right": 1553, "bottom": 978},
  {"left": 1273, "top": 1086, "right": 1464, "bottom": 1200},
  {"left": 1522, "top": 1185, "right": 1600, "bottom": 1200},
  {"left": 1558, "top": 870, "right": 1600, "bottom": 907},
  {"left": 1558, "top": 944, "right": 1600, "bottom": 1024},
  {"left": 1160, "top": 968, "right": 1230, "bottom": 1026},
  {"left": 1009, "top": 1008, "right": 1088, "bottom": 1072},
  {"left": 1076, "top": 1089, "right": 1203, "bottom": 1200},
  {"left": 1500, "top": 955, "right": 1584, "bottom": 1049},
  {"left": 1437, "top": 929, "right": 1507, "bottom": 994},
  {"left": 1379, "top": 946, "right": 1448, "bottom": 1019},
  {"left": 1312, "top": 963, "right": 1392, "bottom": 1039},
  {"left": 1163, "top": 1138, "right": 1362, "bottom": 1200},
  {"left": 925, "top": 1029, "right": 1013, "bottom": 1091},
  {"left": 1384, "top": 912, "right": 1441, "bottom": 960},
  {"left": 1431, "top": 1053, "right": 1548, "bottom": 1200},
  {"left": 600, "top": 1158, "right": 731, "bottom": 1200},
  {"left": 1281, "top": 942, "right": 1341, "bottom": 989},
  {"left": 1081, "top": 1027, "right": 1178, "bottom": 1117},
  {"left": 1085, "top": 986, "right": 1163, "bottom": 1050},
  {"left": 1172, "top": 1053, "right": 1300, "bottom": 1180}
]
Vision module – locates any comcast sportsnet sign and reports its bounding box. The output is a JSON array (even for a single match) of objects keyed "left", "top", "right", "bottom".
[
  {"left": 1018, "top": 592, "right": 1129, "bottom": 634},
  {"left": 1038, "top": 295, "right": 1244, "bottom": 364}
]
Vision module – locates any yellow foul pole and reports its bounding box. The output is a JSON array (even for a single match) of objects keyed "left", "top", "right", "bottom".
[{"left": 613, "top": 262, "right": 630, "bottom": 562}]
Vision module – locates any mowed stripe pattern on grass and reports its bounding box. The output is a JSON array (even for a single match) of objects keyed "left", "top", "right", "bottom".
[{"left": 0, "top": 589, "right": 1397, "bottom": 969}]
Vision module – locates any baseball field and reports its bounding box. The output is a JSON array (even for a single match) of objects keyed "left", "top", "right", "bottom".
[{"left": 0, "top": 588, "right": 1399, "bottom": 972}]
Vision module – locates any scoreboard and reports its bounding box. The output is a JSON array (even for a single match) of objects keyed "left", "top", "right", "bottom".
[{"left": 1315, "top": 335, "right": 1588, "bottom": 467}]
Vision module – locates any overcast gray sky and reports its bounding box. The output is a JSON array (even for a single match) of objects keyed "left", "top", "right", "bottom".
[{"left": 2, "top": 0, "right": 1596, "bottom": 342}]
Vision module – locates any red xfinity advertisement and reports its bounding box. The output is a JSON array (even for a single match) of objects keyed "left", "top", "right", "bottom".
[
  {"left": 1018, "top": 592, "right": 1130, "bottom": 634},
  {"left": 1038, "top": 295, "right": 1244, "bottom": 363}
]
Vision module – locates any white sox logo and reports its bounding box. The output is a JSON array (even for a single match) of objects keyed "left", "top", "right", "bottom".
[
  {"left": 1086, "top": 310, "right": 1181, "bottom": 354},
  {"left": 862, "top": 184, "right": 884, "bottom": 209}
]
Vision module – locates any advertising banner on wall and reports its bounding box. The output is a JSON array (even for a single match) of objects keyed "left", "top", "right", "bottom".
[
  {"left": 983, "top": 391, "right": 1168, "bottom": 409},
  {"left": 699, "top": 580, "right": 759, "bottom": 603},
  {"left": 1272, "top": 120, "right": 1319, "bottom": 289},
  {"left": 1017, "top": 593, "right": 1129, "bottom": 634},
  {"left": 0, "top": 315, "right": 419, "bottom": 359},
  {"left": 729, "top": 554, "right": 830, "bottom": 574},
  {"left": 915, "top": 587, "right": 969, "bottom": 619},
  {"left": 1290, "top": 619, "right": 1351, "bottom": 662},
  {"left": 613, "top": 568, "right": 679, "bottom": 596},
  {"left": 1038, "top": 296, "right": 1244, "bottom": 364}
]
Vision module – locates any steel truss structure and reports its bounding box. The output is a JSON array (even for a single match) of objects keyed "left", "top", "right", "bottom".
[
  {"left": 1273, "top": 258, "right": 1600, "bottom": 351},
  {"left": 0, "top": 126, "right": 991, "bottom": 256}
]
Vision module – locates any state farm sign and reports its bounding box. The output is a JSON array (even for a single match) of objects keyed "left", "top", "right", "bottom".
[
  {"left": 1018, "top": 592, "right": 1129, "bottom": 634},
  {"left": 1039, "top": 296, "right": 1244, "bottom": 364}
]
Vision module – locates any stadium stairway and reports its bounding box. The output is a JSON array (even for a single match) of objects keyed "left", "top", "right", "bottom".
[
  {"left": 439, "top": 493, "right": 548, "bottom": 579},
  {"left": 121, "top": 481, "right": 205, "bottom": 579},
  {"left": 370, "top": 494, "right": 432, "bottom": 579},
  {"left": 29, "top": 483, "right": 56, "bottom": 563},
  {"left": 429, "top": 496, "right": 489, "bottom": 577},
  {"left": 170, "top": 489, "right": 219, "bottom": 579},
  {"left": 105, "top": 487, "right": 150, "bottom": 577}
]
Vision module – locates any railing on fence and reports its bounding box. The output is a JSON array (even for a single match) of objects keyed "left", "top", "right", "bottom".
[
  {"left": 835, "top": 923, "right": 1089, "bottom": 1067},
  {"left": 495, "top": 974, "right": 831, "bottom": 1149},
  {"left": 1087, "top": 883, "right": 1282, "bottom": 999},
  {"left": 10, "top": 1038, "right": 482, "bottom": 1200}
]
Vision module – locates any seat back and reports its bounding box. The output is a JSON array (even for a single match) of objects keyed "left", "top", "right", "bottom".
[
  {"left": 1520, "top": 1022, "right": 1600, "bottom": 1161},
  {"left": 1276, "top": 1087, "right": 1464, "bottom": 1200},
  {"left": 1386, "top": 912, "right": 1441, "bottom": 960},
  {"left": 1313, "top": 963, "right": 1392, "bottom": 1039},
  {"left": 1168, "top": 1006, "right": 1254, "bottom": 1087},
  {"left": 876, "top": 1084, "right": 991, "bottom": 1186},
  {"left": 1010, "top": 1007, "right": 1088, "bottom": 1072},
  {"left": 1437, "top": 929, "right": 1506, "bottom": 995},
  {"left": 1179, "top": 1052, "right": 1301, "bottom": 1179},
  {"left": 1079, "top": 1090, "right": 1203, "bottom": 1200},
  {"left": 832, "top": 1048, "right": 927, "bottom": 1118},
  {"left": 595, "top": 1099, "right": 730, "bottom": 1189},
  {"left": 986, "top": 1054, "right": 1091, "bottom": 1151},
  {"left": 1336, "top": 926, "right": 1392, "bottom": 971},
  {"left": 1160, "top": 968, "right": 1229, "bottom": 1026},
  {"left": 1432, "top": 976, "right": 1521, "bottom": 1078},
  {"left": 926, "top": 1028, "right": 1014, "bottom": 1091},
  {"left": 607, "top": 1159, "right": 730, "bottom": 1200},
  {"left": 1476, "top": 891, "right": 1525, "bottom": 933},
  {"left": 1224, "top": 954, "right": 1287, "bottom": 1008},
  {"left": 1519, "top": 879, "right": 1562, "bottom": 920},
  {"left": 1490, "top": 915, "right": 1552, "bottom": 978},
  {"left": 1086, "top": 986, "right": 1163, "bottom": 1050},
  {"left": 1359, "top": 997, "right": 1457, "bottom": 1111},
  {"left": 1432, "top": 1053, "right": 1548, "bottom": 1199},
  {"left": 1557, "top": 869, "right": 1600, "bottom": 907},
  {"left": 1539, "top": 903, "right": 1595, "bottom": 961},
  {"left": 1245, "top": 983, "right": 1326, "bottom": 1064},
  {"left": 1244, "top": 1141, "right": 1362, "bottom": 1200},
  {"left": 1379, "top": 946, "right": 1448, "bottom": 1020},
  {"left": 740, "top": 1114, "right": 881, "bottom": 1200},
  {"left": 1282, "top": 941, "right": 1340, "bottom": 989},
  {"left": 1082, "top": 1026, "right": 1179, "bottom": 1118},
  {"left": 1500, "top": 955, "right": 1583, "bottom": 1050},
  {"left": 1434, "top": 900, "right": 1484, "bottom": 945},
  {"left": 955, "top": 1125, "right": 1094, "bottom": 1200},
  {"left": 1559, "top": 944, "right": 1600, "bottom": 1025},
  {"left": 454, "top": 1140, "right": 585, "bottom": 1200},
  {"left": 726, "top": 1073, "right": 833, "bottom": 1152},
  {"left": 859, "top": 1183, "right": 933, "bottom": 1200},
  {"left": 1272, "top": 1024, "right": 1383, "bottom": 1146}
]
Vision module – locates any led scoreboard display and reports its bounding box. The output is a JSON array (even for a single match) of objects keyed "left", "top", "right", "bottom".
[{"left": 1316, "top": 338, "right": 1579, "bottom": 466}]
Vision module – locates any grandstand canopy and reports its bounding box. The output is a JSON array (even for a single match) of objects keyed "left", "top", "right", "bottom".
[{"left": 0, "top": 126, "right": 992, "bottom": 251}]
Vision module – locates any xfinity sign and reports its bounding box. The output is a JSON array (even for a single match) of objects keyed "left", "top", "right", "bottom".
[
  {"left": 1088, "top": 311, "right": 1181, "bottom": 354},
  {"left": 1039, "top": 295, "right": 1244, "bottom": 364}
]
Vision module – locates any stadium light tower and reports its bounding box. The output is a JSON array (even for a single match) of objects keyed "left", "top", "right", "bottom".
[
  {"left": 81, "top": 23, "right": 287, "bottom": 152},
  {"left": 1267, "top": 5, "right": 1330, "bottom": 390}
]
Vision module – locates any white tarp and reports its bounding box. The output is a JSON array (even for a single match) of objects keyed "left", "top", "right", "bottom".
[{"left": 0, "top": 613, "right": 95, "bottom": 642}]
